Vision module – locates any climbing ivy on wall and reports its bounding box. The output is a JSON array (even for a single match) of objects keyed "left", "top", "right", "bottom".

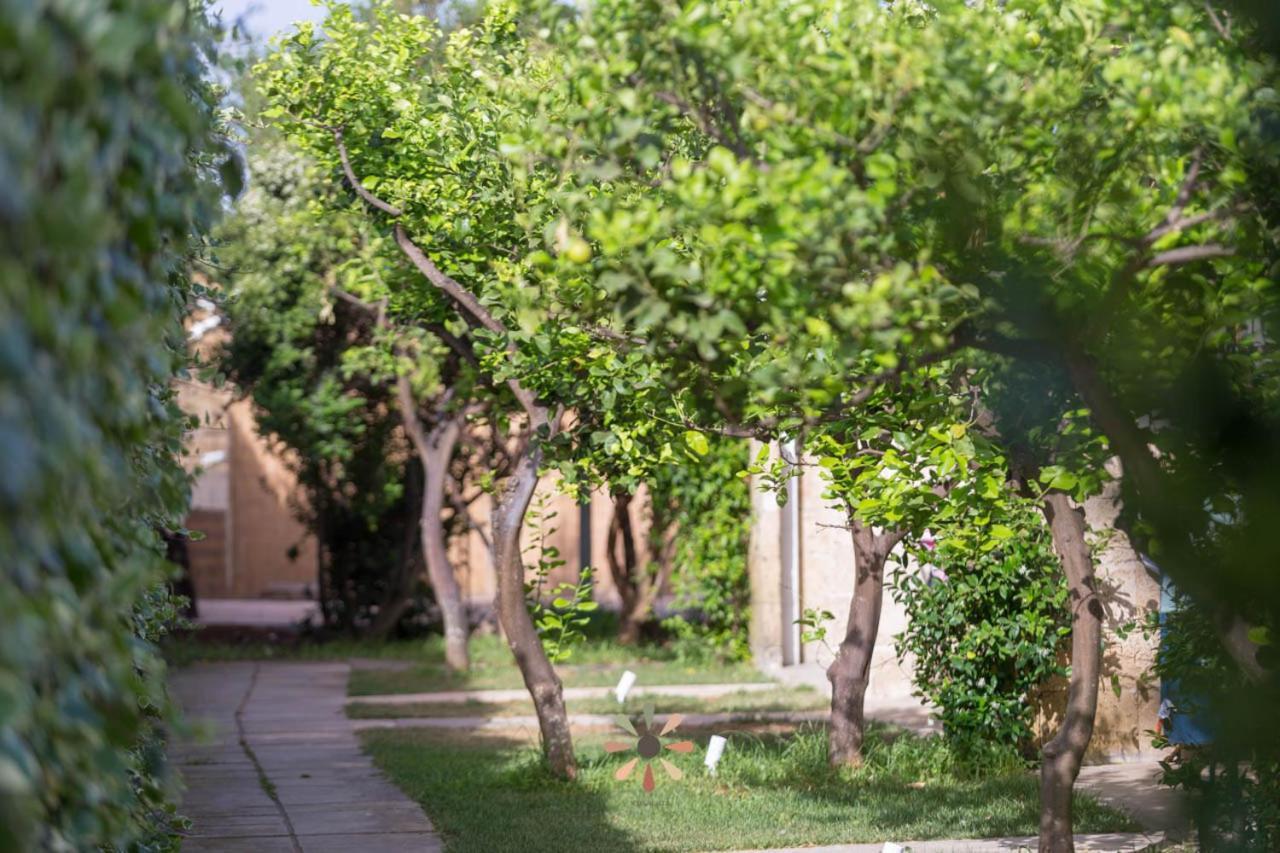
[
  {"left": 0, "top": 1, "right": 228, "bottom": 849},
  {"left": 654, "top": 438, "right": 753, "bottom": 662}
]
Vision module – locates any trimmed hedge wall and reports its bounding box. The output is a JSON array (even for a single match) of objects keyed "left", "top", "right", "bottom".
[{"left": 0, "top": 2, "right": 226, "bottom": 849}]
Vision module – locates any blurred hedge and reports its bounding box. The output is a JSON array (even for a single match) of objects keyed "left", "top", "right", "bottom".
[{"left": 0, "top": 1, "right": 227, "bottom": 849}]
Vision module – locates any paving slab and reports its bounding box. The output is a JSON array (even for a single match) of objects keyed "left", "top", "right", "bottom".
[
  {"left": 171, "top": 661, "right": 442, "bottom": 853},
  {"left": 1077, "top": 761, "right": 1190, "bottom": 837},
  {"left": 181, "top": 837, "right": 299, "bottom": 853},
  {"left": 195, "top": 598, "right": 320, "bottom": 628},
  {"left": 300, "top": 832, "right": 443, "bottom": 853}
]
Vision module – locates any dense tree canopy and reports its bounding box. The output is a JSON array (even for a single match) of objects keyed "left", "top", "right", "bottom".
[{"left": 251, "top": 0, "right": 1279, "bottom": 847}]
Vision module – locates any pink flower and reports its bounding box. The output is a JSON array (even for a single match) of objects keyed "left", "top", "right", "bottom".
[
  {"left": 920, "top": 530, "right": 937, "bottom": 552},
  {"left": 923, "top": 564, "right": 949, "bottom": 585}
]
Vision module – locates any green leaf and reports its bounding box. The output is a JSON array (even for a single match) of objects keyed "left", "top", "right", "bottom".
[{"left": 684, "top": 430, "right": 710, "bottom": 456}]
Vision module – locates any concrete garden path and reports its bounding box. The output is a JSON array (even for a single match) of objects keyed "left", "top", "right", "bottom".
[
  {"left": 170, "top": 661, "right": 442, "bottom": 852},
  {"left": 352, "top": 708, "right": 831, "bottom": 732},
  {"left": 345, "top": 680, "right": 784, "bottom": 705},
  {"left": 346, "top": 682, "right": 938, "bottom": 735}
]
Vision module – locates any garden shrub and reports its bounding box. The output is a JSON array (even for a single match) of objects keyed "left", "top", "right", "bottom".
[
  {"left": 0, "top": 1, "right": 227, "bottom": 849},
  {"left": 890, "top": 522, "right": 1070, "bottom": 758}
]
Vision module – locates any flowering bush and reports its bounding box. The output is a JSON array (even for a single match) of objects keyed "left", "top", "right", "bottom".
[{"left": 891, "top": 525, "right": 1070, "bottom": 757}]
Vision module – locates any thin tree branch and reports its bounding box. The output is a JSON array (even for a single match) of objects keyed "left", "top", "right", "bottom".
[
  {"left": 1144, "top": 203, "right": 1245, "bottom": 244},
  {"left": 1146, "top": 243, "right": 1235, "bottom": 268},
  {"left": 1163, "top": 147, "right": 1204, "bottom": 229},
  {"left": 332, "top": 127, "right": 404, "bottom": 217},
  {"left": 393, "top": 224, "right": 505, "bottom": 336},
  {"left": 1204, "top": 2, "right": 1232, "bottom": 41},
  {"left": 425, "top": 322, "right": 479, "bottom": 366}
]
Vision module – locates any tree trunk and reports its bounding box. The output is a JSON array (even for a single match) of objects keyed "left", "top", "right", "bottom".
[
  {"left": 397, "top": 377, "right": 470, "bottom": 671},
  {"left": 608, "top": 493, "right": 677, "bottom": 645},
  {"left": 608, "top": 493, "right": 643, "bottom": 644},
  {"left": 1037, "top": 490, "right": 1103, "bottom": 853},
  {"left": 423, "top": 415, "right": 469, "bottom": 671},
  {"left": 827, "top": 517, "right": 902, "bottom": 767},
  {"left": 493, "top": 441, "right": 578, "bottom": 779},
  {"left": 369, "top": 459, "right": 425, "bottom": 639},
  {"left": 1062, "top": 352, "right": 1267, "bottom": 683}
]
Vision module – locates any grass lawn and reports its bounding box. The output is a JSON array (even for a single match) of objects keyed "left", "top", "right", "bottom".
[
  {"left": 346, "top": 635, "right": 769, "bottom": 697},
  {"left": 163, "top": 634, "right": 435, "bottom": 666},
  {"left": 361, "top": 723, "right": 1138, "bottom": 853},
  {"left": 347, "top": 686, "right": 826, "bottom": 718}
]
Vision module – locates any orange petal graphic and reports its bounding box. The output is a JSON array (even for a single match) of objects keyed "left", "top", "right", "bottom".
[
  {"left": 615, "top": 757, "right": 639, "bottom": 781},
  {"left": 659, "top": 714, "right": 684, "bottom": 736},
  {"left": 660, "top": 758, "right": 684, "bottom": 781},
  {"left": 665, "top": 740, "right": 695, "bottom": 753},
  {"left": 604, "top": 741, "right": 633, "bottom": 753},
  {"left": 642, "top": 762, "right": 655, "bottom": 792}
]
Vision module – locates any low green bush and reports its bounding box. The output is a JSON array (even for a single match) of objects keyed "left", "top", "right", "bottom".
[{"left": 890, "top": 525, "right": 1070, "bottom": 758}]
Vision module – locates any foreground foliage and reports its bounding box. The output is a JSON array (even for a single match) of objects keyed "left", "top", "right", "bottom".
[{"left": 0, "top": 1, "right": 226, "bottom": 849}]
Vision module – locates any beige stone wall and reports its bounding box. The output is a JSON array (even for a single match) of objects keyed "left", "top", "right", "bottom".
[
  {"left": 452, "top": 479, "right": 650, "bottom": 610},
  {"left": 225, "top": 401, "right": 319, "bottom": 599},
  {"left": 795, "top": 463, "right": 917, "bottom": 702},
  {"left": 749, "top": 442, "right": 787, "bottom": 666},
  {"left": 177, "top": 304, "right": 319, "bottom": 600},
  {"left": 747, "top": 443, "right": 916, "bottom": 701}
]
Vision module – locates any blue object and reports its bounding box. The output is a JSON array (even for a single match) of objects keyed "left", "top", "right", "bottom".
[{"left": 1154, "top": 563, "right": 1213, "bottom": 746}]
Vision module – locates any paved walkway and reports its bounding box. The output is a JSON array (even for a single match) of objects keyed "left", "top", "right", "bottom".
[
  {"left": 194, "top": 599, "right": 320, "bottom": 628},
  {"left": 170, "top": 662, "right": 442, "bottom": 852},
  {"left": 1078, "top": 761, "right": 1189, "bottom": 839}
]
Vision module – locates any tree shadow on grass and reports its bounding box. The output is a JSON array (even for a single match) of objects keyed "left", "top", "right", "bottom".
[
  {"left": 673, "top": 721, "right": 1139, "bottom": 845},
  {"left": 361, "top": 728, "right": 645, "bottom": 853}
]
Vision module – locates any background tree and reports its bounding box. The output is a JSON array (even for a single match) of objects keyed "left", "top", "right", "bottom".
[
  {"left": 258, "top": 1, "right": 593, "bottom": 777},
  {"left": 217, "top": 137, "right": 428, "bottom": 637}
]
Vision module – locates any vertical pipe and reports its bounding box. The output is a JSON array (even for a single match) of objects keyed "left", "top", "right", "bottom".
[
  {"left": 779, "top": 440, "right": 803, "bottom": 665},
  {"left": 579, "top": 494, "right": 593, "bottom": 574}
]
